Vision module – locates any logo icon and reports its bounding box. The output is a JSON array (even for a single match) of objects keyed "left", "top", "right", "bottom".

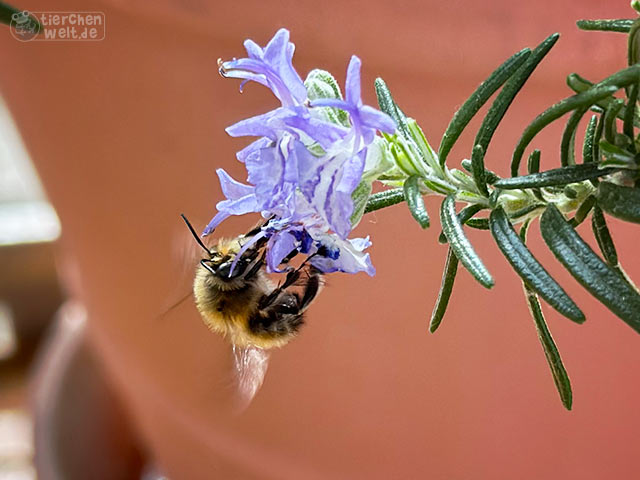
[{"left": 9, "top": 11, "right": 40, "bottom": 42}]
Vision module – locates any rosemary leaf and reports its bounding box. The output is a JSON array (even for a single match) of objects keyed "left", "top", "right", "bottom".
[
  {"left": 582, "top": 115, "right": 598, "bottom": 164},
  {"left": 512, "top": 85, "right": 618, "bottom": 176},
  {"left": 522, "top": 283, "right": 574, "bottom": 410},
  {"left": 576, "top": 19, "right": 634, "bottom": 33},
  {"left": 429, "top": 247, "right": 459, "bottom": 333},
  {"left": 494, "top": 163, "right": 615, "bottom": 189},
  {"left": 540, "top": 204, "right": 640, "bottom": 333},
  {"left": 438, "top": 48, "right": 532, "bottom": 166},
  {"left": 478, "top": 34, "right": 560, "bottom": 172},
  {"left": 591, "top": 205, "right": 618, "bottom": 266},
  {"left": 596, "top": 181, "right": 640, "bottom": 223},
  {"left": 470, "top": 144, "right": 490, "bottom": 197},
  {"left": 403, "top": 175, "right": 430, "bottom": 228},
  {"left": 364, "top": 188, "right": 405, "bottom": 213},
  {"left": 490, "top": 206, "right": 584, "bottom": 322},
  {"left": 440, "top": 195, "right": 494, "bottom": 288}
]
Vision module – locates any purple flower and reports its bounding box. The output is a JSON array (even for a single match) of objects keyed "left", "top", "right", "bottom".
[
  {"left": 203, "top": 169, "right": 258, "bottom": 235},
  {"left": 311, "top": 56, "right": 396, "bottom": 148},
  {"left": 297, "top": 146, "right": 365, "bottom": 239},
  {"left": 219, "top": 28, "right": 306, "bottom": 107},
  {"left": 206, "top": 29, "right": 395, "bottom": 277},
  {"left": 311, "top": 234, "right": 375, "bottom": 275},
  {"left": 260, "top": 216, "right": 375, "bottom": 276},
  {"left": 226, "top": 106, "right": 346, "bottom": 150}
]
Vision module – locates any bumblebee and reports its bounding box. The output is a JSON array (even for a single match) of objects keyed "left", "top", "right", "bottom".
[{"left": 181, "top": 215, "right": 322, "bottom": 350}]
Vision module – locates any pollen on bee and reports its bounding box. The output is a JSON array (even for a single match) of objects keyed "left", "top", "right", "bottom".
[{"left": 215, "top": 238, "right": 242, "bottom": 257}]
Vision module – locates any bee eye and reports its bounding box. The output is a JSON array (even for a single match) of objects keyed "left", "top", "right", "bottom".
[
  {"left": 215, "top": 261, "right": 238, "bottom": 278},
  {"left": 216, "top": 258, "right": 248, "bottom": 279},
  {"left": 215, "top": 262, "right": 232, "bottom": 278}
]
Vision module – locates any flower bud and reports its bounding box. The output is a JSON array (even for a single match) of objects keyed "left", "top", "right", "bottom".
[{"left": 304, "top": 69, "right": 350, "bottom": 126}]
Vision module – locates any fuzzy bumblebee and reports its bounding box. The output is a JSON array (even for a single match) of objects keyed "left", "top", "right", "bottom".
[{"left": 182, "top": 215, "right": 322, "bottom": 350}]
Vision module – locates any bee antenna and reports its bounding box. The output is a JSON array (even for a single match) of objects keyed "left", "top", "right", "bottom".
[{"left": 181, "top": 214, "right": 211, "bottom": 255}]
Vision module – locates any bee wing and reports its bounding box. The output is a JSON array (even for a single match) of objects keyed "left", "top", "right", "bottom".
[
  {"left": 158, "top": 217, "right": 212, "bottom": 319},
  {"left": 231, "top": 344, "right": 271, "bottom": 410}
]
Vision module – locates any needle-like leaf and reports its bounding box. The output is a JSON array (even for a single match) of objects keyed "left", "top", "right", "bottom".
[
  {"left": 540, "top": 204, "right": 640, "bottom": 333},
  {"left": 523, "top": 283, "right": 574, "bottom": 410},
  {"left": 494, "top": 163, "right": 615, "bottom": 190},
  {"left": 429, "top": 247, "right": 459, "bottom": 333},
  {"left": 470, "top": 144, "right": 490, "bottom": 197},
  {"left": 440, "top": 195, "right": 494, "bottom": 288},
  {"left": 569, "top": 195, "right": 596, "bottom": 227},
  {"left": 490, "top": 207, "right": 584, "bottom": 322},
  {"left": 582, "top": 115, "right": 598, "bottom": 164},
  {"left": 364, "top": 188, "right": 405, "bottom": 213},
  {"left": 478, "top": 34, "right": 560, "bottom": 173},
  {"left": 438, "top": 204, "right": 485, "bottom": 244},
  {"left": 576, "top": 19, "right": 634, "bottom": 33},
  {"left": 438, "top": 48, "right": 532, "bottom": 166},
  {"left": 603, "top": 99, "right": 624, "bottom": 144},
  {"left": 591, "top": 205, "right": 618, "bottom": 266},
  {"left": 560, "top": 107, "right": 589, "bottom": 166},
  {"left": 375, "top": 78, "right": 411, "bottom": 141},
  {"left": 403, "top": 175, "right": 430, "bottom": 228},
  {"left": 520, "top": 219, "right": 573, "bottom": 409},
  {"left": 567, "top": 72, "right": 640, "bottom": 128},
  {"left": 460, "top": 159, "right": 501, "bottom": 184},
  {"left": 596, "top": 182, "right": 640, "bottom": 223},
  {"left": 511, "top": 85, "right": 618, "bottom": 176},
  {"left": 622, "top": 82, "right": 638, "bottom": 146}
]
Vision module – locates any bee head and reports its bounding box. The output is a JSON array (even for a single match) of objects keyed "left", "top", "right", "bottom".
[
  {"left": 181, "top": 214, "right": 261, "bottom": 283},
  {"left": 207, "top": 251, "right": 249, "bottom": 280}
]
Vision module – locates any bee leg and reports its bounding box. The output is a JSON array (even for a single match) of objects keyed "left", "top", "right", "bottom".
[
  {"left": 280, "top": 248, "right": 299, "bottom": 265},
  {"left": 299, "top": 269, "right": 322, "bottom": 312},
  {"left": 244, "top": 224, "right": 263, "bottom": 237},
  {"left": 258, "top": 254, "right": 318, "bottom": 309},
  {"left": 248, "top": 268, "right": 322, "bottom": 342},
  {"left": 248, "top": 295, "right": 305, "bottom": 339},
  {"left": 243, "top": 214, "right": 275, "bottom": 237},
  {"left": 243, "top": 251, "right": 266, "bottom": 280},
  {"left": 258, "top": 269, "right": 301, "bottom": 310}
]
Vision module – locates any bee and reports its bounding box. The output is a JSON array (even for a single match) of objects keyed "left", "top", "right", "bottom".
[{"left": 181, "top": 214, "right": 322, "bottom": 406}]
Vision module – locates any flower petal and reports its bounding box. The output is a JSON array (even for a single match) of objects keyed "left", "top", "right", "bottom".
[
  {"left": 221, "top": 29, "right": 306, "bottom": 107},
  {"left": 226, "top": 109, "right": 284, "bottom": 140},
  {"left": 203, "top": 170, "right": 260, "bottom": 235},
  {"left": 202, "top": 211, "right": 230, "bottom": 236},
  {"left": 359, "top": 105, "right": 396, "bottom": 134},
  {"left": 227, "top": 106, "right": 346, "bottom": 150},
  {"left": 243, "top": 39, "right": 263, "bottom": 59},
  {"left": 236, "top": 137, "right": 272, "bottom": 163},
  {"left": 216, "top": 168, "right": 254, "bottom": 199},
  {"left": 344, "top": 56, "right": 362, "bottom": 106},
  {"left": 266, "top": 229, "right": 298, "bottom": 272},
  {"left": 311, "top": 234, "right": 375, "bottom": 276},
  {"left": 216, "top": 194, "right": 259, "bottom": 217}
]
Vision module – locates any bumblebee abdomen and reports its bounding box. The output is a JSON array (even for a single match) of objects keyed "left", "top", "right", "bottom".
[{"left": 247, "top": 306, "right": 304, "bottom": 347}]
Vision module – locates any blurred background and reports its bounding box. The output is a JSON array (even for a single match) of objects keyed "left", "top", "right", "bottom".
[
  {"left": 0, "top": 92, "right": 60, "bottom": 479},
  {"left": 0, "top": 1, "right": 638, "bottom": 479}
]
